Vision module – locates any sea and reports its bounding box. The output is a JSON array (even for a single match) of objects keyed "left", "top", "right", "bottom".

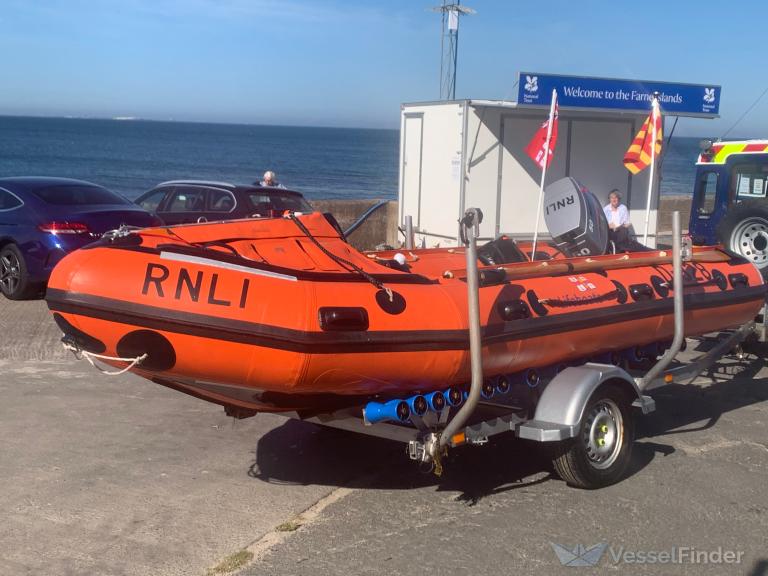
[{"left": 0, "top": 115, "right": 701, "bottom": 201}]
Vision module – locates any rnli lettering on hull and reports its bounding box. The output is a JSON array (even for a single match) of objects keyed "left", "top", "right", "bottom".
[
  {"left": 142, "top": 263, "right": 250, "bottom": 308},
  {"left": 139, "top": 251, "right": 298, "bottom": 308}
]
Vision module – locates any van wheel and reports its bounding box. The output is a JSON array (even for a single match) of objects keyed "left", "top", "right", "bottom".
[
  {"left": 551, "top": 385, "right": 634, "bottom": 489},
  {"left": 0, "top": 245, "right": 39, "bottom": 300},
  {"left": 716, "top": 201, "right": 768, "bottom": 277}
]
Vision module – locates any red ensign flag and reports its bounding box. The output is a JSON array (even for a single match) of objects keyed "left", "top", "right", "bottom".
[
  {"left": 525, "top": 102, "right": 559, "bottom": 169},
  {"left": 624, "top": 101, "right": 663, "bottom": 174}
]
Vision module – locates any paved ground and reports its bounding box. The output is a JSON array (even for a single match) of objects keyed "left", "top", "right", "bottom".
[
  {"left": 1, "top": 299, "right": 767, "bottom": 575},
  {"left": 0, "top": 300, "right": 342, "bottom": 576},
  {"left": 245, "top": 352, "right": 768, "bottom": 576},
  {"left": 0, "top": 359, "right": 345, "bottom": 576}
]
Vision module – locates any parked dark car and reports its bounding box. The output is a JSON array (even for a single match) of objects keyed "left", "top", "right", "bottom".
[
  {"left": 134, "top": 180, "right": 314, "bottom": 225},
  {"left": 0, "top": 177, "right": 161, "bottom": 300}
]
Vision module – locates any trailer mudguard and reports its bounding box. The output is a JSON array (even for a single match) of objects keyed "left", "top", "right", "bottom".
[{"left": 516, "top": 363, "right": 655, "bottom": 442}]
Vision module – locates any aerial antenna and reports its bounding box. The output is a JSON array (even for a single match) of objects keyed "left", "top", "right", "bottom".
[
  {"left": 720, "top": 85, "right": 768, "bottom": 140},
  {"left": 432, "top": 1, "right": 475, "bottom": 100}
]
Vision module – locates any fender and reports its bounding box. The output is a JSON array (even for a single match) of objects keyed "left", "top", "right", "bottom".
[{"left": 516, "top": 363, "right": 655, "bottom": 442}]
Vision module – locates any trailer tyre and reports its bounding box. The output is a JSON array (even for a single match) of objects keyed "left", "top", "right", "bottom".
[
  {"left": 716, "top": 201, "right": 768, "bottom": 277},
  {"left": 551, "top": 384, "right": 634, "bottom": 489}
]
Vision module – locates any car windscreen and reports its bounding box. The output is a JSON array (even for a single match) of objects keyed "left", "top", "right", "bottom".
[
  {"left": 31, "top": 185, "right": 131, "bottom": 206},
  {"left": 246, "top": 192, "right": 313, "bottom": 214}
]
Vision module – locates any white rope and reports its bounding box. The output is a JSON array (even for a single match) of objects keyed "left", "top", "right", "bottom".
[{"left": 62, "top": 342, "right": 148, "bottom": 376}]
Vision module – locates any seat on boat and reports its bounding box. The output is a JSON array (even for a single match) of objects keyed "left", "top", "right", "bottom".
[
  {"left": 610, "top": 224, "right": 652, "bottom": 253},
  {"left": 477, "top": 236, "right": 528, "bottom": 265}
]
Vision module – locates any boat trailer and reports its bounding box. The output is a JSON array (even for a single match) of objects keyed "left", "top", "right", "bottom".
[{"left": 283, "top": 210, "right": 761, "bottom": 488}]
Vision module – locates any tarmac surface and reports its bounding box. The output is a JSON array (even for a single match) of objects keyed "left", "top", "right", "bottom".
[{"left": 1, "top": 299, "right": 767, "bottom": 575}]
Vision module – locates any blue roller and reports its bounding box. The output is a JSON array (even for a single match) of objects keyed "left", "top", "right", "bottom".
[
  {"left": 443, "top": 387, "right": 464, "bottom": 407},
  {"left": 424, "top": 391, "right": 446, "bottom": 412},
  {"left": 481, "top": 379, "right": 495, "bottom": 399},
  {"left": 624, "top": 346, "right": 645, "bottom": 363},
  {"left": 518, "top": 368, "right": 539, "bottom": 388},
  {"left": 363, "top": 399, "right": 410, "bottom": 425},
  {"left": 406, "top": 394, "right": 429, "bottom": 416},
  {"left": 528, "top": 369, "right": 540, "bottom": 388},
  {"left": 495, "top": 374, "right": 511, "bottom": 395}
]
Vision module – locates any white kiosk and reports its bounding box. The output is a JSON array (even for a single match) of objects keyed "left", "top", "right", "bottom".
[{"left": 398, "top": 73, "right": 720, "bottom": 248}]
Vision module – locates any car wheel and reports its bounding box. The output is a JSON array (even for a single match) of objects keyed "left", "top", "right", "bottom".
[
  {"left": 0, "top": 244, "right": 39, "bottom": 300},
  {"left": 716, "top": 200, "right": 768, "bottom": 277}
]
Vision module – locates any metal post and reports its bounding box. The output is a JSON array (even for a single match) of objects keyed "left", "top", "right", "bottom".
[
  {"left": 404, "top": 215, "right": 414, "bottom": 250},
  {"left": 451, "top": 2, "right": 459, "bottom": 100},
  {"left": 531, "top": 89, "right": 557, "bottom": 260},
  {"left": 638, "top": 211, "right": 685, "bottom": 390},
  {"left": 439, "top": 208, "right": 483, "bottom": 448},
  {"left": 643, "top": 96, "right": 660, "bottom": 244}
]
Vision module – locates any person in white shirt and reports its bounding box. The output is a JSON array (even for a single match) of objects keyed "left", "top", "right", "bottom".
[
  {"left": 603, "top": 189, "right": 631, "bottom": 246},
  {"left": 259, "top": 170, "right": 286, "bottom": 188}
]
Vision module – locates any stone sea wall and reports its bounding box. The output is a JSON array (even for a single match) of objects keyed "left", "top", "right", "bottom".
[{"left": 311, "top": 195, "right": 692, "bottom": 251}]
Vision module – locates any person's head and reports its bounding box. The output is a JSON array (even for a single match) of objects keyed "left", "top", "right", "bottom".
[
  {"left": 608, "top": 189, "right": 621, "bottom": 207},
  {"left": 263, "top": 170, "right": 276, "bottom": 186}
]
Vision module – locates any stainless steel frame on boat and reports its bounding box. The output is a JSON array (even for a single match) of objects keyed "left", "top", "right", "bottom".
[{"left": 283, "top": 211, "right": 761, "bottom": 484}]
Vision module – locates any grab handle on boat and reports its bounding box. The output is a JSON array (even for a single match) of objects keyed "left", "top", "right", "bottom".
[
  {"left": 404, "top": 215, "right": 415, "bottom": 250},
  {"left": 438, "top": 208, "right": 484, "bottom": 450},
  {"left": 638, "top": 211, "right": 686, "bottom": 390}
]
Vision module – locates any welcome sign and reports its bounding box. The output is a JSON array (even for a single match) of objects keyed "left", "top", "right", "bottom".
[{"left": 517, "top": 72, "right": 720, "bottom": 117}]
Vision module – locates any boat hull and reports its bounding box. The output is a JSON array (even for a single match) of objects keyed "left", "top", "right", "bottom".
[{"left": 45, "top": 215, "right": 766, "bottom": 413}]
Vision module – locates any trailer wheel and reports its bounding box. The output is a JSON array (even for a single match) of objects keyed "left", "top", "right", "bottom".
[
  {"left": 551, "top": 384, "right": 634, "bottom": 489},
  {"left": 716, "top": 201, "right": 768, "bottom": 277}
]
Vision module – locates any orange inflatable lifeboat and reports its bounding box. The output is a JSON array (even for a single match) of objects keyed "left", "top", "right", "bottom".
[{"left": 45, "top": 209, "right": 765, "bottom": 415}]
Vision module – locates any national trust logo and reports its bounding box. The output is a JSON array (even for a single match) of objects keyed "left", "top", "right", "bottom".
[{"left": 524, "top": 75, "right": 539, "bottom": 93}]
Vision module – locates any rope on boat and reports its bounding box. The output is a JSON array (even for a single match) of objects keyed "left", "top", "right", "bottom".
[
  {"left": 62, "top": 342, "right": 148, "bottom": 376},
  {"left": 287, "top": 213, "right": 394, "bottom": 301},
  {"left": 538, "top": 289, "right": 620, "bottom": 307},
  {"left": 366, "top": 251, "right": 420, "bottom": 263}
]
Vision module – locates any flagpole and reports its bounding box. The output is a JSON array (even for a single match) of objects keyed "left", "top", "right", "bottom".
[
  {"left": 531, "top": 89, "right": 557, "bottom": 260},
  {"left": 642, "top": 95, "right": 659, "bottom": 244}
]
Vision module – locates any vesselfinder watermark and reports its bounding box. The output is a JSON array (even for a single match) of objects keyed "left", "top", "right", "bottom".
[{"left": 550, "top": 542, "right": 745, "bottom": 567}]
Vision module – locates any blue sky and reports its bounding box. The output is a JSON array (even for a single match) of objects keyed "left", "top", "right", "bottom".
[{"left": 1, "top": 0, "right": 766, "bottom": 136}]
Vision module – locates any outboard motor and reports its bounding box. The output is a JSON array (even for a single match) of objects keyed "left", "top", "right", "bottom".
[{"left": 543, "top": 177, "right": 609, "bottom": 257}]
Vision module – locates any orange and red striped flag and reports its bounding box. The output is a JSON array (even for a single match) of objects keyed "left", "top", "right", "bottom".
[{"left": 623, "top": 100, "right": 662, "bottom": 174}]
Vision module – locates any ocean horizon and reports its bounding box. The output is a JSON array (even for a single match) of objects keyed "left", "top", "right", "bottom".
[{"left": 0, "top": 115, "right": 706, "bottom": 201}]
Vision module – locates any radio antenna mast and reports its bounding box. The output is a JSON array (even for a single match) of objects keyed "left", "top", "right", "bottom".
[{"left": 432, "top": 1, "right": 475, "bottom": 100}]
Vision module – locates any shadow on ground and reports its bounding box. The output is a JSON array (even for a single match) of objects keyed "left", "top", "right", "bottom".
[
  {"left": 249, "top": 419, "right": 557, "bottom": 499},
  {"left": 249, "top": 350, "right": 768, "bottom": 501}
]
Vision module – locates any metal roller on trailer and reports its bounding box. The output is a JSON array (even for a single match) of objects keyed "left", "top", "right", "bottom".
[{"left": 282, "top": 210, "right": 761, "bottom": 489}]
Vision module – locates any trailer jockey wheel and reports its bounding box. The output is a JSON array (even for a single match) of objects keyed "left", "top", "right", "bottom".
[
  {"left": 717, "top": 201, "right": 768, "bottom": 278},
  {"left": 551, "top": 384, "right": 634, "bottom": 489}
]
